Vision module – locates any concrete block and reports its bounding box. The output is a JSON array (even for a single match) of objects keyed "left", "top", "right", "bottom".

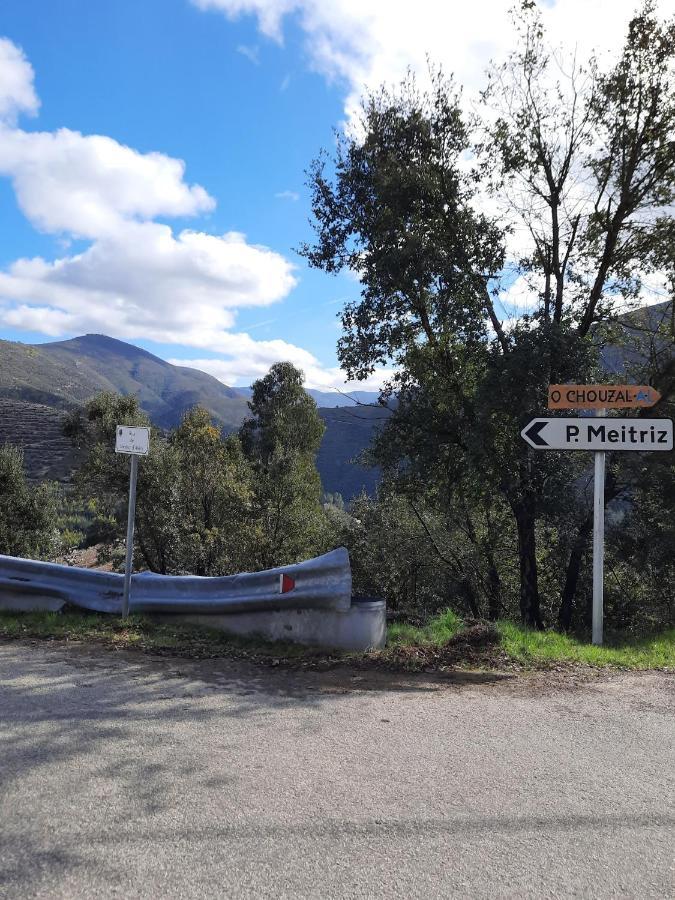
[{"left": 153, "top": 598, "right": 386, "bottom": 652}]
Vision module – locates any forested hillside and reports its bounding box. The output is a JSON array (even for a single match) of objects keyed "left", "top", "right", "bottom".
[{"left": 0, "top": 334, "right": 384, "bottom": 496}]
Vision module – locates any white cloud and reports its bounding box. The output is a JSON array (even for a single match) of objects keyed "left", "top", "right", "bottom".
[
  {"left": 0, "top": 32, "right": 394, "bottom": 387},
  {"left": 0, "top": 36, "right": 331, "bottom": 388},
  {"left": 0, "top": 37, "right": 39, "bottom": 123},
  {"left": 498, "top": 275, "right": 541, "bottom": 318},
  {"left": 190, "top": 0, "right": 663, "bottom": 128},
  {"left": 0, "top": 125, "right": 214, "bottom": 239},
  {"left": 237, "top": 44, "right": 260, "bottom": 64},
  {"left": 191, "top": 0, "right": 296, "bottom": 42},
  {"left": 275, "top": 189, "right": 299, "bottom": 201},
  {"left": 169, "top": 350, "right": 394, "bottom": 390},
  {"left": 0, "top": 223, "right": 297, "bottom": 342},
  {"left": 192, "top": 0, "right": 673, "bottom": 338}
]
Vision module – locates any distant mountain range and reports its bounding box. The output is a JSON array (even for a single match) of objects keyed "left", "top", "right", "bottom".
[
  {"left": 232, "top": 385, "right": 381, "bottom": 408},
  {"left": 0, "top": 333, "right": 385, "bottom": 497},
  {"left": 1, "top": 302, "right": 669, "bottom": 497}
]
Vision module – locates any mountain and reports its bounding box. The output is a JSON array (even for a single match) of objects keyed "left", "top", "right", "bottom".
[
  {"left": 601, "top": 301, "right": 673, "bottom": 375},
  {"left": 233, "top": 385, "right": 381, "bottom": 408},
  {"left": 5, "top": 303, "right": 666, "bottom": 493},
  {"left": 0, "top": 334, "right": 249, "bottom": 431},
  {"left": 0, "top": 334, "right": 382, "bottom": 495},
  {"left": 317, "top": 405, "right": 390, "bottom": 498}
]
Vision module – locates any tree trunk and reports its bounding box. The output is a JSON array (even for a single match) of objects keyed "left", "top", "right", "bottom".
[
  {"left": 558, "top": 516, "right": 593, "bottom": 631},
  {"left": 486, "top": 557, "right": 502, "bottom": 621},
  {"left": 460, "top": 577, "right": 480, "bottom": 618},
  {"left": 514, "top": 501, "right": 543, "bottom": 629}
]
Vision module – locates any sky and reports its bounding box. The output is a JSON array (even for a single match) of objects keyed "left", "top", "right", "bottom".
[{"left": 0, "top": 0, "right": 671, "bottom": 389}]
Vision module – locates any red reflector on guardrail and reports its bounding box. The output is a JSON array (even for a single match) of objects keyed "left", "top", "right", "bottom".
[{"left": 279, "top": 574, "right": 296, "bottom": 594}]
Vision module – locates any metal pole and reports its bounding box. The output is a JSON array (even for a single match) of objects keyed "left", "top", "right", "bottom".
[
  {"left": 122, "top": 453, "right": 138, "bottom": 618},
  {"left": 592, "top": 408, "right": 606, "bottom": 645}
]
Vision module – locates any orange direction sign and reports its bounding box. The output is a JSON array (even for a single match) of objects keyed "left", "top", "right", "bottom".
[{"left": 548, "top": 384, "right": 661, "bottom": 410}]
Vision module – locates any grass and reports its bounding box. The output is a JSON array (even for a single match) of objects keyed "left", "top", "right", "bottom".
[
  {"left": 387, "top": 608, "right": 463, "bottom": 647},
  {"left": 0, "top": 607, "right": 672, "bottom": 671},
  {"left": 387, "top": 609, "right": 674, "bottom": 670},
  {"left": 497, "top": 620, "right": 675, "bottom": 669}
]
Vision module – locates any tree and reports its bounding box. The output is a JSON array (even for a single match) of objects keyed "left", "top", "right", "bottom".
[
  {"left": 64, "top": 392, "right": 154, "bottom": 554},
  {"left": 302, "top": 2, "right": 674, "bottom": 627},
  {"left": 153, "top": 407, "right": 255, "bottom": 576},
  {"left": 342, "top": 485, "right": 514, "bottom": 622},
  {"left": 66, "top": 394, "right": 257, "bottom": 575},
  {"left": 480, "top": 0, "right": 675, "bottom": 623},
  {"left": 240, "top": 362, "right": 330, "bottom": 568},
  {"left": 0, "top": 445, "right": 59, "bottom": 559}
]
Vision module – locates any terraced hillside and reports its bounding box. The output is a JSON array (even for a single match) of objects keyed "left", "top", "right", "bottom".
[{"left": 0, "top": 398, "right": 81, "bottom": 482}]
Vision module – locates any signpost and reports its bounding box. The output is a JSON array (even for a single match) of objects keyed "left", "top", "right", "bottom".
[
  {"left": 521, "top": 417, "right": 673, "bottom": 451},
  {"left": 522, "top": 387, "right": 671, "bottom": 645},
  {"left": 115, "top": 426, "right": 150, "bottom": 617},
  {"left": 548, "top": 384, "right": 661, "bottom": 410}
]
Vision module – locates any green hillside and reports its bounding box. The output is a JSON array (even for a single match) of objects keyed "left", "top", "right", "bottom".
[
  {"left": 2, "top": 303, "right": 669, "bottom": 497},
  {"left": 0, "top": 334, "right": 383, "bottom": 498},
  {"left": 317, "top": 405, "right": 390, "bottom": 498},
  {"left": 0, "top": 339, "right": 95, "bottom": 408},
  {"left": 5, "top": 334, "right": 250, "bottom": 431}
]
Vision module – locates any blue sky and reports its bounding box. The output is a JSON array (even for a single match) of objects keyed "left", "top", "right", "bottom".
[{"left": 0, "top": 0, "right": 656, "bottom": 388}]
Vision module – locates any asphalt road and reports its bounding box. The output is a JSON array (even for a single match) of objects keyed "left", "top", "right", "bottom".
[{"left": 0, "top": 643, "right": 673, "bottom": 899}]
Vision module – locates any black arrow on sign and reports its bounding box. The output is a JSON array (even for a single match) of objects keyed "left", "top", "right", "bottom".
[{"left": 523, "top": 420, "right": 548, "bottom": 447}]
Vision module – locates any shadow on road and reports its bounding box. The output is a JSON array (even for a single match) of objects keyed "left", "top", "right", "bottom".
[{"left": 0, "top": 640, "right": 513, "bottom": 801}]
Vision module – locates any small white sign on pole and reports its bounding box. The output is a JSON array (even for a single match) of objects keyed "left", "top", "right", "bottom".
[
  {"left": 115, "top": 426, "right": 150, "bottom": 455},
  {"left": 115, "top": 425, "right": 150, "bottom": 617}
]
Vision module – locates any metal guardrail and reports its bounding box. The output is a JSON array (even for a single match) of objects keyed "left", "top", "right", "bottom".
[{"left": 0, "top": 548, "right": 352, "bottom": 616}]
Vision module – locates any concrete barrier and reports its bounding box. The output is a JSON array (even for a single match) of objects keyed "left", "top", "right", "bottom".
[
  {"left": 0, "top": 549, "right": 386, "bottom": 651},
  {"left": 156, "top": 598, "right": 387, "bottom": 652}
]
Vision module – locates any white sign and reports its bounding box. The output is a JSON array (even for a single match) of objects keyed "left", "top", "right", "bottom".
[
  {"left": 115, "top": 425, "right": 150, "bottom": 456},
  {"left": 521, "top": 417, "right": 673, "bottom": 452}
]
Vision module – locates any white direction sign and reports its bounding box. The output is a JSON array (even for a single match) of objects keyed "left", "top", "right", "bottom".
[
  {"left": 115, "top": 425, "right": 150, "bottom": 456},
  {"left": 521, "top": 417, "right": 673, "bottom": 452}
]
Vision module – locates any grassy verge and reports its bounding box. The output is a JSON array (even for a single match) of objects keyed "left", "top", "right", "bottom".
[
  {"left": 387, "top": 609, "right": 464, "bottom": 647},
  {"left": 388, "top": 611, "right": 674, "bottom": 669},
  {"left": 496, "top": 620, "right": 675, "bottom": 669},
  {"left": 0, "top": 608, "right": 672, "bottom": 671}
]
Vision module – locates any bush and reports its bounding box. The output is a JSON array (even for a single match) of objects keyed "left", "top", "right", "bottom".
[{"left": 0, "top": 445, "right": 60, "bottom": 559}]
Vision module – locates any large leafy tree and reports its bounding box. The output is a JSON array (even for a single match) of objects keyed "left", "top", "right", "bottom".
[
  {"left": 68, "top": 377, "right": 332, "bottom": 576},
  {"left": 240, "top": 362, "right": 329, "bottom": 568},
  {"left": 63, "top": 391, "right": 152, "bottom": 526},
  {"left": 480, "top": 0, "right": 674, "bottom": 624},
  {"left": 302, "top": 2, "right": 674, "bottom": 627}
]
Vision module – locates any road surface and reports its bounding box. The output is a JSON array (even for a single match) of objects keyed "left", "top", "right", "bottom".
[{"left": 0, "top": 642, "right": 673, "bottom": 899}]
